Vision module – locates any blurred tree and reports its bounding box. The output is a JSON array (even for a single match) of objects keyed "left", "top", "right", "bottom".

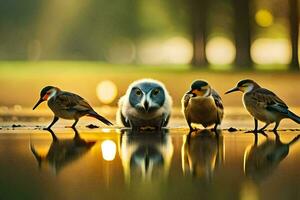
[
  {"left": 0, "top": 0, "right": 42, "bottom": 60},
  {"left": 163, "top": 0, "right": 209, "bottom": 67},
  {"left": 233, "top": 0, "right": 253, "bottom": 69},
  {"left": 288, "top": 0, "right": 299, "bottom": 70},
  {"left": 189, "top": 0, "right": 208, "bottom": 67}
]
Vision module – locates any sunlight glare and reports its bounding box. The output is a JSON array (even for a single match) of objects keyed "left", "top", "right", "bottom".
[
  {"left": 138, "top": 36, "right": 193, "bottom": 64},
  {"left": 96, "top": 80, "right": 118, "bottom": 104},
  {"left": 255, "top": 9, "right": 273, "bottom": 27},
  {"left": 162, "top": 37, "right": 193, "bottom": 64},
  {"left": 206, "top": 37, "right": 236, "bottom": 65},
  {"left": 101, "top": 140, "right": 117, "bottom": 161},
  {"left": 251, "top": 38, "right": 291, "bottom": 64}
]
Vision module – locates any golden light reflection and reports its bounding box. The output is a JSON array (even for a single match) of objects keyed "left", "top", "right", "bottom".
[
  {"left": 101, "top": 140, "right": 117, "bottom": 161},
  {"left": 240, "top": 181, "right": 259, "bottom": 200},
  {"left": 96, "top": 80, "right": 118, "bottom": 104},
  {"left": 206, "top": 37, "right": 236, "bottom": 65},
  {"left": 162, "top": 37, "right": 193, "bottom": 64},
  {"left": 138, "top": 36, "right": 193, "bottom": 64},
  {"left": 255, "top": 9, "right": 273, "bottom": 27},
  {"left": 251, "top": 38, "right": 291, "bottom": 64},
  {"left": 101, "top": 128, "right": 111, "bottom": 133}
]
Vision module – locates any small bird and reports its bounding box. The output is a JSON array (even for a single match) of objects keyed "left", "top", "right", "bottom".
[
  {"left": 182, "top": 80, "right": 224, "bottom": 131},
  {"left": 33, "top": 86, "right": 113, "bottom": 129},
  {"left": 225, "top": 79, "right": 300, "bottom": 132},
  {"left": 117, "top": 79, "right": 172, "bottom": 130}
]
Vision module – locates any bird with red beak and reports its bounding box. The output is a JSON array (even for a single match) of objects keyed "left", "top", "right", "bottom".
[{"left": 33, "top": 86, "right": 113, "bottom": 129}]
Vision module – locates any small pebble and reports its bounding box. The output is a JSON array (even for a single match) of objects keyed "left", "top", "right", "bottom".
[
  {"left": 86, "top": 124, "right": 99, "bottom": 129},
  {"left": 12, "top": 124, "right": 23, "bottom": 128},
  {"left": 228, "top": 127, "right": 238, "bottom": 132}
]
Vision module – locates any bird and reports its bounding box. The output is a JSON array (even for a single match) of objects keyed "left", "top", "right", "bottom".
[
  {"left": 182, "top": 80, "right": 224, "bottom": 131},
  {"left": 225, "top": 79, "right": 300, "bottom": 132},
  {"left": 117, "top": 79, "right": 172, "bottom": 130},
  {"left": 33, "top": 86, "right": 113, "bottom": 129}
]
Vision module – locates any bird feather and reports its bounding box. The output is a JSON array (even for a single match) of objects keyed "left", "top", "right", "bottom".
[
  {"left": 250, "top": 88, "right": 288, "bottom": 109},
  {"left": 55, "top": 92, "right": 92, "bottom": 112}
]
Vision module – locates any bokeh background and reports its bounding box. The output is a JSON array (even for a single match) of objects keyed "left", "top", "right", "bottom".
[{"left": 0, "top": 0, "right": 300, "bottom": 110}]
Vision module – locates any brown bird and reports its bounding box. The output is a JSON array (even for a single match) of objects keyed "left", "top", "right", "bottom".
[
  {"left": 182, "top": 80, "right": 224, "bottom": 131},
  {"left": 33, "top": 86, "right": 113, "bottom": 129},
  {"left": 225, "top": 79, "right": 300, "bottom": 132}
]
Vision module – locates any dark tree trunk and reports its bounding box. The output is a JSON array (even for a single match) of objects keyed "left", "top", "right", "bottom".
[
  {"left": 289, "top": 0, "right": 299, "bottom": 70},
  {"left": 189, "top": 0, "right": 208, "bottom": 68},
  {"left": 233, "top": 0, "right": 252, "bottom": 69}
]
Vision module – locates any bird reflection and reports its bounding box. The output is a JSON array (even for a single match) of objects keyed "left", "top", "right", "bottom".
[
  {"left": 181, "top": 129, "right": 224, "bottom": 181},
  {"left": 119, "top": 129, "right": 173, "bottom": 183},
  {"left": 30, "top": 128, "right": 96, "bottom": 174},
  {"left": 244, "top": 132, "right": 300, "bottom": 183}
]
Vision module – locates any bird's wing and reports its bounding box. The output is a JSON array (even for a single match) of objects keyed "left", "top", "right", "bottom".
[
  {"left": 162, "top": 114, "right": 170, "bottom": 127},
  {"left": 212, "top": 89, "right": 224, "bottom": 124},
  {"left": 120, "top": 111, "right": 130, "bottom": 127},
  {"left": 212, "top": 89, "right": 224, "bottom": 110},
  {"left": 55, "top": 92, "right": 93, "bottom": 112},
  {"left": 182, "top": 93, "right": 191, "bottom": 108},
  {"left": 251, "top": 88, "right": 288, "bottom": 114}
]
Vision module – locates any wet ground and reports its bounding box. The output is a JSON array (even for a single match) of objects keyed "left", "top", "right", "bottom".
[{"left": 0, "top": 108, "right": 300, "bottom": 200}]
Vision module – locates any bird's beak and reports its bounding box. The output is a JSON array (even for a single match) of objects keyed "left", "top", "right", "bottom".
[
  {"left": 144, "top": 100, "right": 149, "bottom": 112},
  {"left": 187, "top": 90, "right": 196, "bottom": 97},
  {"left": 225, "top": 87, "right": 240, "bottom": 94},
  {"left": 33, "top": 98, "right": 44, "bottom": 110}
]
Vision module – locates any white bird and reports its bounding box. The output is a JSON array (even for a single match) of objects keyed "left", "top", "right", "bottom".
[{"left": 117, "top": 79, "right": 172, "bottom": 130}]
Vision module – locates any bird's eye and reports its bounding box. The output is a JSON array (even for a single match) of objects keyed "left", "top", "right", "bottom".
[
  {"left": 136, "top": 90, "right": 142, "bottom": 96},
  {"left": 153, "top": 89, "right": 159, "bottom": 95}
]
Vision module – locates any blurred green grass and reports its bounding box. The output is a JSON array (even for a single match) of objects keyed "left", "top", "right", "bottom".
[{"left": 0, "top": 61, "right": 299, "bottom": 107}]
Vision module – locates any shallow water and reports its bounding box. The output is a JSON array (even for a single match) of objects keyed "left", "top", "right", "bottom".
[{"left": 0, "top": 127, "right": 299, "bottom": 200}]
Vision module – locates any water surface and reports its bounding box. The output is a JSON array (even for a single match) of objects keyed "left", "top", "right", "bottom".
[{"left": 0, "top": 127, "right": 299, "bottom": 200}]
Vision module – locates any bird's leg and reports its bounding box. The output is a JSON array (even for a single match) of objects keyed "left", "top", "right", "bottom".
[
  {"left": 254, "top": 119, "right": 258, "bottom": 132},
  {"left": 213, "top": 123, "right": 219, "bottom": 132},
  {"left": 46, "top": 116, "right": 59, "bottom": 130},
  {"left": 258, "top": 123, "right": 270, "bottom": 132},
  {"left": 273, "top": 121, "right": 280, "bottom": 131},
  {"left": 245, "top": 119, "right": 258, "bottom": 133},
  {"left": 253, "top": 132, "right": 258, "bottom": 146},
  {"left": 158, "top": 114, "right": 166, "bottom": 131},
  {"left": 188, "top": 122, "right": 195, "bottom": 132},
  {"left": 46, "top": 128, "right": 58, "bottom": 141},
  {"left": 72, "top": 127, "right": 80, "bottom": 138},
  {"left": 288, "top": 134, "right": 300, "bottom": 146},
  {"left": 128, "top": 119, "right": 138, "bottom": 131},
  {"left": 71, "top": 119, "right": 79, "bottom": 129}
]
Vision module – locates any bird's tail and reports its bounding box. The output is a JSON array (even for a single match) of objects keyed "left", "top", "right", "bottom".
[
  {"left": 287, "top": 110, "right": 300, "bottom": 124},
  {"left": 88, "top": 111, "right": 113, "bottom": 126}
]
